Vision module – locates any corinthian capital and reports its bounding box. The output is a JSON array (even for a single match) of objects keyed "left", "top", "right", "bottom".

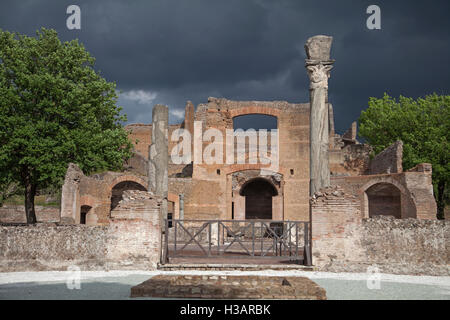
[{"left": 306, "top": 63, "right": 333, "bottom": 90}]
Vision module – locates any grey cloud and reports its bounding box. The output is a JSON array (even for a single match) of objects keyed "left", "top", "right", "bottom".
[{"left": 1, "top": 0, "right": 449, "bottom": 132}]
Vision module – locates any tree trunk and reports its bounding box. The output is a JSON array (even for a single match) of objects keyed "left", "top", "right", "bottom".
[
  {"left": 436, "top": 180, "right": 445, "bottom": 220},
  {"left": 24, "top": 176, "right": 37, "bottom": 224}
]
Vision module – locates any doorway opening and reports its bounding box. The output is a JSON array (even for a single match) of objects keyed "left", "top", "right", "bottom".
[{"left": 240, "top": 178, "right": 277, "bottom": 219}]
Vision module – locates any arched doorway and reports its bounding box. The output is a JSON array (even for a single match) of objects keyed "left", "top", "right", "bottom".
[
  {"left": 240, "top": 178, "right": 278, "bottom": 219},
  {"left": 110, "top": 181, "right": 147, "bottom": 211},
  {"left": 80, "top": 205, "right": 92, "bottom": 224},
  {"left": 365, "top": 183, "right": 401, "bottom": 218}
]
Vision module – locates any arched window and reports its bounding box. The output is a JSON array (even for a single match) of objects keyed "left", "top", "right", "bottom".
[
  {"left": 232, "top": 114, "right": 278, "bottom": 162},
  {"left": 233, "top": 114, "right": 277, "bottom": 131}
]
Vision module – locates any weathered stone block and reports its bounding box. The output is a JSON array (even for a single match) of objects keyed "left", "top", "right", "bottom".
[{"left": 130, "top": 275, "right": 327, "bottom": 300}]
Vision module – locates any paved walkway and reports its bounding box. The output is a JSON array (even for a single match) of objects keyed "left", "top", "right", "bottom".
[{"left": 0, "top": 270, "right": 449, "bottom": 300}]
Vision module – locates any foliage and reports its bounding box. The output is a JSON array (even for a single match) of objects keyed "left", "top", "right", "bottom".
[
  {"left": 0, "top": 28, "right": 133, "bottom": 222},
  {"left": 359, "top": 93, "right": 450, "bottom": 219}
]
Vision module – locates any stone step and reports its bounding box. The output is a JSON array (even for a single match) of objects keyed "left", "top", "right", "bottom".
[
  {"left": 131, "top": 274, "right": 327, "bottom": 299},
  {"left": 157, "top": 263, "right": 315, "bottom": 271}
]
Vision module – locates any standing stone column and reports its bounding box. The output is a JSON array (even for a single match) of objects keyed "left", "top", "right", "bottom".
[
  {"left": 149, "top": 104, "right": 169, "bottom": 223},
  {"left": 305, "top": 35, "right": 334, "bottom": 196}
]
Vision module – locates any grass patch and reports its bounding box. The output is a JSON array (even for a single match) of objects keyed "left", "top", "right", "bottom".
[{"left": 3, "top": 195, "right": 60, "bottom": 207}]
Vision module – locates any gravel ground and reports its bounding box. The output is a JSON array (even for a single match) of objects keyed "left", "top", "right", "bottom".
[{"left": 0, "top": 270, "right": 449, "bottom": 300}]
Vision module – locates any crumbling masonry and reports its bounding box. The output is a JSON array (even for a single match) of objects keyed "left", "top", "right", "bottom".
[{"left": 1, "top": 35, "right": 446, "bottom": 274}]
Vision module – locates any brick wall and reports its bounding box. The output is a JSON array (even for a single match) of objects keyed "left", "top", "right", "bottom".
[
  {"left": 127, "top": 98, "right": 312, "bottom": 222},
  {"left": 107, "top": 191, "right": 161, "bottom": 270},
  {"left": 125, "top": 124, "right": 152, "bottom": 160},
  {"left": 60, "top": 163, "right": 150, "bottom": 226},
  {"left": 369, "top": 140, "right": 403, "bottom": 174},
  {"left": 311, "top": 186, "right": 364, "bottom": 269},
  {"left": 0, "top": 191, "right": 162, "bottom": 272},
  {"left": 329, "top": 144, "right": 372, "bottom": 176},
  {"left": 331, "top": 168, "right": 437, "bottom": 220},
  {"left": 0, "top": 205, "right": 60, "bottom": 224},
  {"left": 311, "top": 186, "right": 449, "bottom": 276},
  {"left": 124, "top": 151, "right": 148, "bottom": 176},
  {"left": 0, "top": 224, "right": 108, "bottom": 271}
]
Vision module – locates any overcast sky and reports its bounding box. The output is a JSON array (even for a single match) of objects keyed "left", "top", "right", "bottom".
[{"left": 1, "top": 0, "right": 449, "bottom": 133}]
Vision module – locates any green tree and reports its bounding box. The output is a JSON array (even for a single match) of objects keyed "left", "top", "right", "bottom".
[
  {"left": 0, "top": 28, "right": 133, "bottom": 223},
  {"left": 359, "top": 93, "right": 450, "bottom": 219}
]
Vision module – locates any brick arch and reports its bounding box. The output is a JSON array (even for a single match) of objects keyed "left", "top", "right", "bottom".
[
  {"left": 108, "top": 175, "right": 148, "bottom": 193},
  {"left": 359, "top": 177, "right": 409, "bottom": 200},
  {"left": 359, "top": 177, "right": 416, "bottom": 219},
  {"left": 80, "top": 195, "right": 97, "bottom": 208},
  {"left": 227, "top": 168, "right": 284, "bottom": 221},
  {"left": 239, "top": 176, "right": 279, "bottom": 196},
  {"left": 107, "top": 175, "right": 149, "bottom": 213},
  {"left": 230, "top": 169, "right": 283, "bottom": 193},
  {"left": 228, "top": 106, "right": 280, "bottom": 118},
  {"left": 223, "top": 164, "right": 287, "bottom": 176}
]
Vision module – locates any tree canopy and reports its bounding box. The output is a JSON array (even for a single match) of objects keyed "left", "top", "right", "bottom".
[
  {"left": 358, "top": 93, "right": 449, "bottom": 219},
  {"left": 0, "top": 28, "right": 133, "bottom": 223}
]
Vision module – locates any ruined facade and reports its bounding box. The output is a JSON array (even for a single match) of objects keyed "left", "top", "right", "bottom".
[
  {"left": 47, "top": 90, "right": 441, "bottom": 272},
  {"left": 1, "top": 35, "right": 443, "bottom": 273},
  {"left": 56, "top": 96, "right": 437, "bottom": 227},
  {"left": 107, "top": 99, "right": 311, "bottom": 223},
  {"left": 56, "top": 36, "right": 437, "bottom": 227}
]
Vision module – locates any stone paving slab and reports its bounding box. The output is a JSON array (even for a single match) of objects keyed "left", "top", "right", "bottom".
[{"left": 130, "top": 274, "right": 327, "bottom": 299}]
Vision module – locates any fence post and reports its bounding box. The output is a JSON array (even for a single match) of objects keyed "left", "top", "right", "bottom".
[
  {"left": 166, "top": 219, "right": 170, "bottom": 264},
  {"left": 174, "top": 219, "right": 177, "bottom": 255},
  {"left": 296, "top": 222, "right": 299, "bottom": 259},
  {"left": 160, "top": 220, "right": 164, "bottom": 264},
  {"left": 288, "top": 221, "right": 291, "bottom": 256},
  {"left": 251, "top": 221, "right": 255, "bottom": 256},
  {"left": 304, "top": 222, "right": 311, "bottom": 266},
  {"left": 208, "top": 222, "right": 212, "bottom": 257},
  {"left": 217, "top": 221, "right": 220, "bottom": 255},
  {"left": 261, "top": 222, "right": 264, "bottom": 254},
  {"left": 161, "top": 218, "right": 169, "bottom": 264}
]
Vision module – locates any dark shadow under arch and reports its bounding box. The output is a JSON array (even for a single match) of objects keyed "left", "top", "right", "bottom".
[
  {"left": 80, "top": 205, "right": 92, "bottom": 224},
  {"left": 110, "top": 181, "right": 147, "bottom": 211},
  {"left": 366, "top": 182, "right": 401, "bottom": 219},
  {"left": 240, "top": 178, "right": 278, "bottom": 220}
]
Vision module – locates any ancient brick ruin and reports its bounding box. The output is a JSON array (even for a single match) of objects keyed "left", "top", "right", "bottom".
[
  {"left": 0, "top": 190, "right": 162, "bottom": 271},
  {"left": 0, "top": 35, "right": 446, "bottom": 276}
]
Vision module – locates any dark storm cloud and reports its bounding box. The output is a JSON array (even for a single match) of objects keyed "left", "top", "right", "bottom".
[{"left": 1, "top": 0, "right": 449, "bottom": 131}]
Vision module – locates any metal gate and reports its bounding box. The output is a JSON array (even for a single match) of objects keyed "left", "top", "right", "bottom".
[{"left": 161, "top": 219, "right": 311, "bottom": 265}]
